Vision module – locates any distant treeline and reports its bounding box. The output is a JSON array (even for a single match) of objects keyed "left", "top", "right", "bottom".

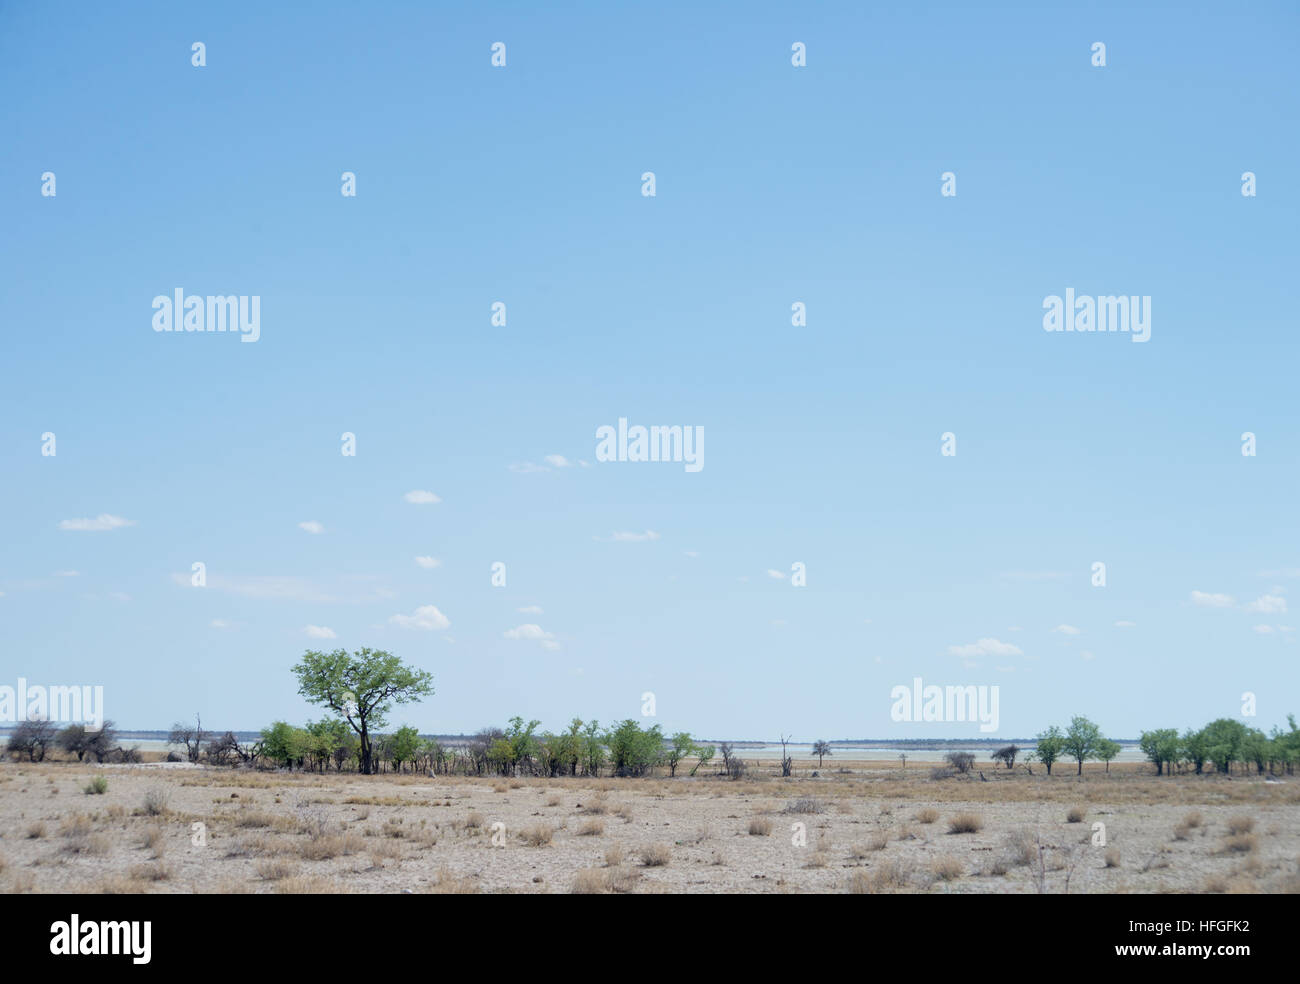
[{"left": 7, "top": 646, "right": 1296, "bottom": 781}]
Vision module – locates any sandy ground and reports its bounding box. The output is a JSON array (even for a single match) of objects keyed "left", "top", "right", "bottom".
[{"left": 2, "top": 760, "right": 1297, "bottom": 894}]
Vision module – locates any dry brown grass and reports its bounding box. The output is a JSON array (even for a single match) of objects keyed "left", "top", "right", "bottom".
[
  {"left": 256, "top": 858, "right": 297, "bottom": 881},
  {"left": 932, "top": 856, "right": 965, "bottom": 881},
  {"left": 748, "top": 817, "right": 772, "bottom": 836},
  {"left": 299, "top": 833, "right": 363, "bottom": 860},
  {"left": 1221, "top": 834, "right": 1258, "bottom": 854},
  {"left": 1226, "top": 815, "right": 1255, "bottom": 836},
  {"left": 1066, "top": 806, "right": 1086, "bottom": 823},
  {"left": 577, "top": 819, "right": 605, "bottom": 836},
  {"left": 572, "top": 866, "right": 638, "bottom": 894},
  {"left": 639, "top": 844, "right": 671, "bottom": 867},
  {"left": 948, "top": 812, "right": 983, "bottom": 834},
  {"left": 914, "top": 808, "right": 939, "bottom": 824},
  {"left": 520, "top": 824, "right": 554, "bottom": 847},
  {"left": 846, "top": 860, "right": 909, "bottom": 894}
]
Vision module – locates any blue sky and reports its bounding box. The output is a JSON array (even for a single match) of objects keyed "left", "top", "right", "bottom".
[{"left": 2, "top": 1, "right": 1297, "bottom": 740}]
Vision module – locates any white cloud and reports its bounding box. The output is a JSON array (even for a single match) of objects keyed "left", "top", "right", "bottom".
[
  {"left": 517, "top": 605, "right": 544, "bottom": 614},
  {"left": 1245, "top": 594, "right": 1287, "bottom": 614},
  {"left": 504, "top": 623, "right": 550, "bottom": 640},
  {"left": 1191, "top": 590, "right": 1235, "bottom": 608},
  {"left": 1007, "top": 625, "right": 1023, "bottom": 632},
  {"left": 54, "top": 570, "right": 80, "bottom": 577},
  {"left": 389, "top": 605, "right": 450, "bottom": 631},
  {"left": 403, "top": 490, "right": 441, "bottom": 505},
  {"left": 414, "top": 556, "right": 441, "bottom": 569},
  {"left": 298, "top": 521, "right": 325, "bottom": 534},
  {"left": 210, "top": 619, "right": 230, "bottom": 629},
  {"left": 504, "top": 623, "right": 560, "bottom": 649},
  {"left": 1253, "top": 625, "right": 1275, "bottom": 634},
  {"left": 107, "top": 591, "right": 131, "bottom": 602},
  {"left": 508, "top": 462, "right": 549, "bottom": 474},
  {"left": 684, "top": 550, "right": 699, "bottom": 558},
  {"left": 607, "top": 530, "right": 660, "bottom": 542},
  {"left": 1081, "top": 650, "right": 1095, "bottom": 661},
  {"left": 544, "top": 455, "right": 572, "bottom": 468},
  {"left": 58, "top": 514, "right": 136, "bottom": 532},
  {"left": 766, "top": 569, "right": 787, "bottom": 580},
  {"left": 1114, "top": 620, "right": 1136, "bottom": 628},
  {"left": 304, "top": 625, "right": 337, "bottom": 639},
  {"left": 1052, "top": 624, "right": 1082, "bottom": 635},
  {"left": 947, "top": 638, "right": 1023, "bottom": 659}
]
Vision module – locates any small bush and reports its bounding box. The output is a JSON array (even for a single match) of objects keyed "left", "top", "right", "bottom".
[
  {"left": 1003, "top": 829, "right": 1036, "bottom": 867},
  {"left": 944, "top": 752, "right": 975, "bottom": 774},
  {"left": 1184, "top": 811, "right": 1204, "bottom": 829},
  {"left": 141, "top": 787, "right": 170, "bottom": 816},
  {"left": 914, "top": 808, "right": 939, "bottom": 824},
  {"left": 577, "top": 820, "right": 605, "bottom": 836},
  {"left": 256, "top": 859, "right": 297, "bottom": 881},
  {"left": 299, "top": 834, "right": 362, "bottom": 860},
  {"left": 783, "top": 797, "right": 825, "bottom": 814},
  {"left": 932, "top": 856, "right": 964, "bottom": 881},
  {"left": 640, "top": 844, "right": 671, "bottom": 867},
  {"left": 1066, "top": 806, "right": 1085, "bottom": 823},
  {"left": 1104, "top": 847, "right": 1121, "bottom": 868},
  {"left": 1221, "top": 834, "right": 1257, "bottom": 854},
  {"left": 83, "top": 776, "right": 109, "bottom": 795},
  {"left": 142, "top": 826, "right": 165, "bottom": 856},
  {"left": 846, "top": 861, "right": 908, "bottom": 894},
  {"left": 1226, "top": 816, "right": 1255, "bottom": 836},
  {"left": 748, "top": 817, "right": 772, "bottom": 836},
  {"left": 948, "top": 812, "right": 983, "bottom": 834},
  {"left": 520, "top": 824, "right": 554, "bottom": 847},
  {"left": 127, "top": 862, "right": 171, "bottom": 882}
]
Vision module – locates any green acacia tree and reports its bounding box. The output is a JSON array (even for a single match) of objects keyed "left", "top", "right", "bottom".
[
  {"left": 260, "top": 720, "right": 307, "bottom": 769},
  {"left": 1180, "top": 727, "right": 1208, "bottom": 774},
  {"left": 1095, "top": 738, "right": 1121, "bottom": 773},
  {"left": 389, "top": 725, "right": 421, "bottom": 772},
  {"left": 292, "top": 648, "right": 434, "bottom": 775},
  {"left": 1139, "top": 728, "right": 1179, "bottom": 775},
  {"left": 1063, "top": 715, "right": 1103, "bottom": 776},
  {"left": 1201, "top": 718, "right": 1248, "bottom": 775},
  {"left": 1029, "top": 725, "right": 1065, "bottom": 775},
  {"left": 690, "top": 744, "right": 715, "bottom": 776},
  {"left": 666, "top": 732, "right": 697, "bottom": 777}
]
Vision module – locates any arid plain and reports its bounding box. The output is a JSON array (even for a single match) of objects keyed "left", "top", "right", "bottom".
[{"left": 3, "top": 758, "right": 1297, "bottom": 894}]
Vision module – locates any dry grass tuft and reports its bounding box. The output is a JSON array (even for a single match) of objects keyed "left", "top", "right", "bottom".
[
  {"left": 639, "top": 844, "right": 671, "bottom": 867},
  {"left": 948, "top": 812, "right": 983, "bottom": 834}
]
